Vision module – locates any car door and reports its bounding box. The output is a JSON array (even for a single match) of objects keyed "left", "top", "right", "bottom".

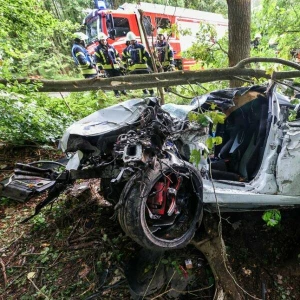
[{"left": 276, "top": 104, "right": 300, "bottom": 196}]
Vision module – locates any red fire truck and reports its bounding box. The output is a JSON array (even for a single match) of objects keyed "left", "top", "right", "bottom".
[{"left": 83, "top": 1, "right": 228, "bottom": 70}]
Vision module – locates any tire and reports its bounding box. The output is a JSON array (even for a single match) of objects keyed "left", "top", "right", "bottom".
[{"left": 118, "top": 158, "right": 203, "bottom": 250}]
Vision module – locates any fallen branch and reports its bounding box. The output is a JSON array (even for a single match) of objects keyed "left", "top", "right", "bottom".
[{"left": 2, "top": 57, "right": 300, "bottom": 93}]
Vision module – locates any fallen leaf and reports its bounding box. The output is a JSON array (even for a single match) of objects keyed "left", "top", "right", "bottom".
[
  {"left": 27, "top": 272, "right": 36, "bottom": 279},
  {"left": 108, "top": 275, "right": 122, "bottom": 286},
  {"left": 79, "top": 264, "right": 91, "bottom": 278},
  {"left": 242, "top": 267, "right": 252, "bottom": 276}
]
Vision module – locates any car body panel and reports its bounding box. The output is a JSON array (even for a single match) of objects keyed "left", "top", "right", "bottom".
[{"left": 277, "top": 126, "right": 300, "bottom": 195}]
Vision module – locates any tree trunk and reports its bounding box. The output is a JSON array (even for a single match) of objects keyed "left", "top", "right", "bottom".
[
  {"left": 227, "top": 0, "right": 251, "bottom": 87},
  {"left": 192, "top": 214, "right": 244, "bottom": 300}
]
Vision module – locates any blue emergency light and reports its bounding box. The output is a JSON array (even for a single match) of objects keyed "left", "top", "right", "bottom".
[{"left": 94, "top": 0, "right": 106, "bottom": 10}]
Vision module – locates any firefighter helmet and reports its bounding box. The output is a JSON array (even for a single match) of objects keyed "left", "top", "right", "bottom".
[
  {"left": 73, "top": 32, "right": 88, "bottom": 42},
  {"left": 98, "top": 32, "right": 108, "bottom": 40},
  {"left": 255, "top": 33, "right": 262, "bottom": 39},
  {"left": 126, "top": 31, "right": 137, "bottom": 41}
]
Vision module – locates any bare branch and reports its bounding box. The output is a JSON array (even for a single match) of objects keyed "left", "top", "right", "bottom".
[{"left": 234, "top": 57, "right": 300, "bottom": 71}]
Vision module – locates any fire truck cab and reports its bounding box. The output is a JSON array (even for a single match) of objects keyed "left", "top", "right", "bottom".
[{"left": 83, "top": 1, "right": 228, "bottom": 70}]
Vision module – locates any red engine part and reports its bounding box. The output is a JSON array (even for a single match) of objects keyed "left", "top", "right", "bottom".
[
  {"left": 147, "top": 181, "right": 169, "bottom": 215},
  {"left": 147, "top": 175, "right": 182, "bottom": 216}
]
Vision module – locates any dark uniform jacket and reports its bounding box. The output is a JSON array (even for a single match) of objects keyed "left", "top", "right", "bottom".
[
  {"left": 154, "top": 41, "right": 174, "bottom": 68},
  {"left": 122, "top": 43, "right": 151, "bottom": 72},
  {"left": 71, "top": 43, "right": 97, "bottom": 77},
  {"left": 94, "top": 44, "right": 121, "bottom": 71}
]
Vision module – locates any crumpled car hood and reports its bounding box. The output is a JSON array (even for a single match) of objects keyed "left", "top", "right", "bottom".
[{"left": 60, "top": 98, "right": 150, "bottom": 152}]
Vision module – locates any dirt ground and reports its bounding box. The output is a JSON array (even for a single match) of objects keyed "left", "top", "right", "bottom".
[{"left": 0, "top": 145, "right": 300, "bottom": 299}]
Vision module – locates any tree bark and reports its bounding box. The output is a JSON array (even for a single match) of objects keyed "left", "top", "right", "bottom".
[
  {"left": 138, "top": 9, "right": 165, "bottom": 104},
  {"left": 227, "top": 0, "right": 251, "bottom": 87}
]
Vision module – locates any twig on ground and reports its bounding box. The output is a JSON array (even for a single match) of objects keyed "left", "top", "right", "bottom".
[
  {"left": 142, "top": 255, "right": 163, "bottom": 300},
  {"left": 5, "top": 271, "right": 27, "bottom": 290},
  {"left": 47, "top": 252, "right": 63, "bottom": 270},
  {"left": 150, "top": 284, "right": 214, "bottom": 299},
  {"left": 66, "top": 218, "right": 82, "bottom": 246},
  {"left": 64, "top": 241, "right": 101, "bottom": 251},
  {"left": 27, "top": 276, "right": 50, "bottom": 300},
  {"left": 4, "top": 244, "right": 20, "bottom": 266},
  {"left": 0, "top": 232, "right": 24, "bottom": 253},
  {"left": 68, "top": 233, "right": 97, "bottom": 244},
  {"left": 0, "top": 257, "right": 8, "bottom": 287}
]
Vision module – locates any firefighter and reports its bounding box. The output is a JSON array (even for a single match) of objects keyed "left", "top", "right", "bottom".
[
  {"left": 122, "top": 31, "right": 154, "bottom": 96},
  {"left": 290, "top": 48, "right": 300, "bottom": 63},
  {"left": 251, "top": 33, "right": 261, "bottom": 50},
  {"left": 121, "top": 37, "right": 131, "bottom": 71},
  {"left": 71, "top": 32, "right": 97, "bottom": 79},
  {"left": 94, "top": 32, "right": 127, "bottom": 97},
  {"left": 154, "top": 28, "right": 175, "bottom": 72}
]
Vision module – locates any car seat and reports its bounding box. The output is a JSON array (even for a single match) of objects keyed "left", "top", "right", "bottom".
[{"left": 210, "top": 95, "right": 268, "bottom": 181}]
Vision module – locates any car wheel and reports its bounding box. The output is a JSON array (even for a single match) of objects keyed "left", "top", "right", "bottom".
[{"left": 118, "top": 159, "right": 203, "bottom": 250}]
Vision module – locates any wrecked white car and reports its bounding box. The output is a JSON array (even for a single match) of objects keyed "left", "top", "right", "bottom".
[{"left": 1, "top": 81, "right": 300, "bottom": 250}]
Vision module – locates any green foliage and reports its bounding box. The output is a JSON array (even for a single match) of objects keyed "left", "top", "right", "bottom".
[
  {"left": 0, "top": 87, "right": 74, "bottom": 144},
  {"left": 189, "top": 111, "right": 211, "bottom": 127},
  {"left": 288, "top": 98, "right": 300, "bottom": 121},
  {"left": 262, "top": 209, "right": 281, "bottom": 227},
  {"left": 30, "top": 213, "right": 47, "bottom": 231},
  {"left": 66, "top": 90, "right": 122, "bottom": 119},
  {"left": 0, "top": 77, "right": 124, "bottom": 144},
  {"left": 206, "top": 136, "right": 223, "bottom": 150},
  {"left": 190, "top": 149, "right": 202, "bottom": 166},
  {"left": 188, "top": 110, "right": 225, "bottom": 128},
  {"left": 0, "top": 0, "right": 79, "bottom": 79},
  {"left": 197, "top": 0, "right": 227, "bottom": 15},
  {"left": 183, "top": 23, "right": 229, "bottom": 68},
  {"left": 251, "top": 0, "right": 300, "bottom": 63},
  {"left": 188, "top": 109, "right": 225, "bottom": 151}
]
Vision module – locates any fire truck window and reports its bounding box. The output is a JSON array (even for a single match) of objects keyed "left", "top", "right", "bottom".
[
  {"left": 155, "top": 17, "right": 171, "bottom": 30},
  {"left": 111, "top": 17, "right": 130, "bottom": 37},
  {"left": 143, "top": 16, "right": 152, "bottom": 36},
  {"left": 87, "top": 19, "right": 99, "bottom": 43}
]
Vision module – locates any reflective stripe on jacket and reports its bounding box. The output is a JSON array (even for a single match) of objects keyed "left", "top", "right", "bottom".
[
  {"left": 94, "top": 44, "right": 120, "bottom": 70},
  {"left": 124, "top": 43, "right": 150, "bottom": 71},
  {"left": 154, "top": 42, "right": 174, "bottom": 67}
]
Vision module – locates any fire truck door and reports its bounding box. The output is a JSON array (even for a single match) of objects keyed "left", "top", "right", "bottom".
[{"left": 106, "top": 13, "right": 116, "bottom": 39}]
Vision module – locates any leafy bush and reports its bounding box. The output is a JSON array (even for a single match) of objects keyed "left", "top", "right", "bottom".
[
  {"left": 0, "top": 81, "right": 124, "bottom": 145},
  {"left": 0, "top": 92, "right": 73, "bottom": 144}
]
